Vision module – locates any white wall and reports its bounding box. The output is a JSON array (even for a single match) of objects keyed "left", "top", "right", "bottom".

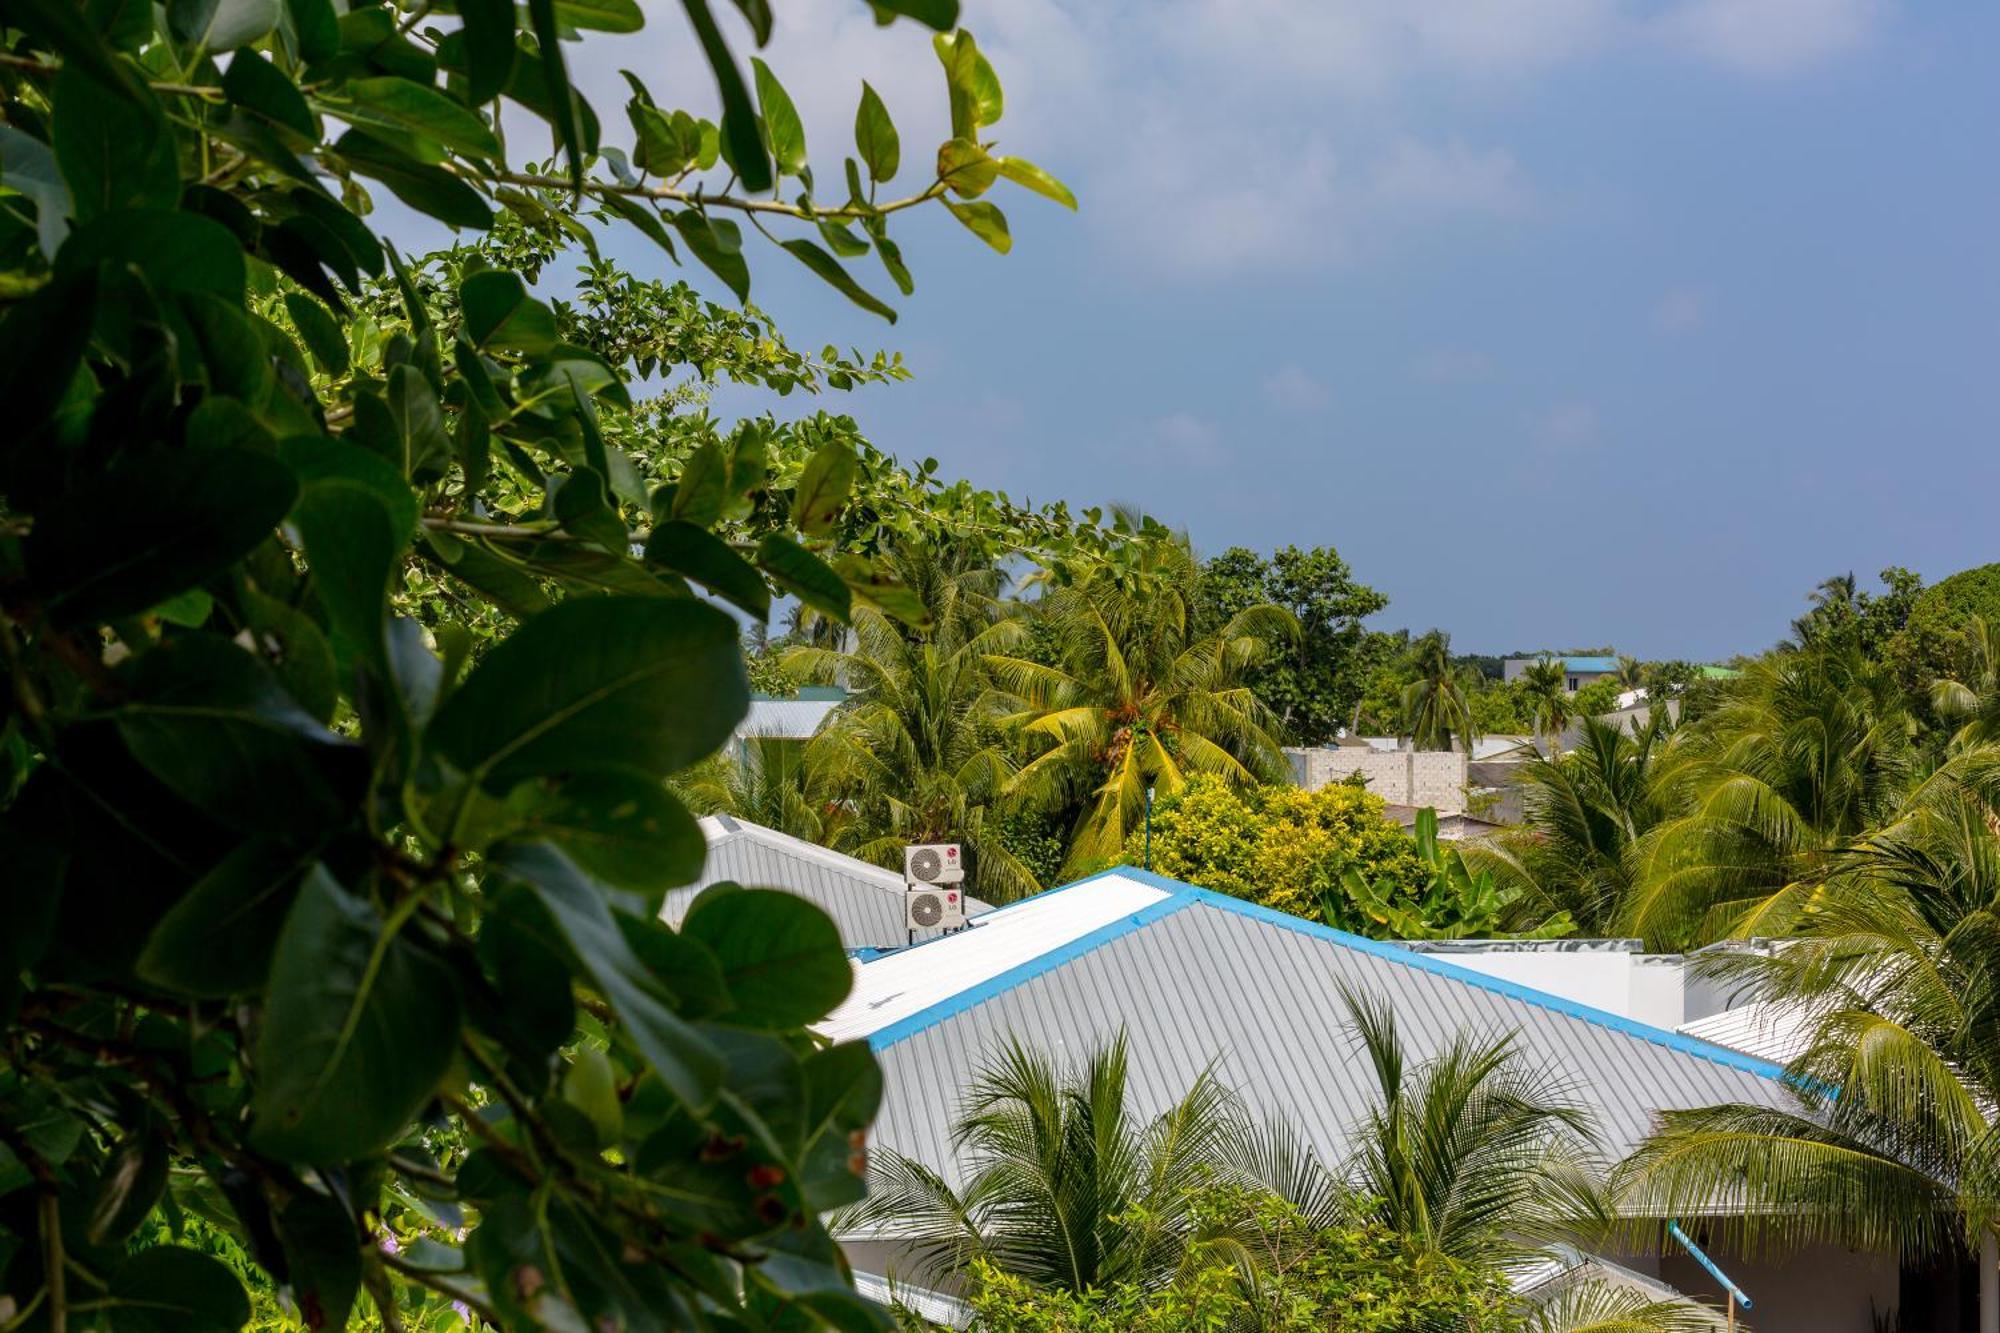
[
  {"left": 1291, "top": 748, "right": 1469, "bottom": 809},
  {"left": 1405, "top": 943, "right": 1690, "bottom": 1029}
]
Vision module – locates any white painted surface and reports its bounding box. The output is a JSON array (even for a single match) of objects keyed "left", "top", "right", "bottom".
[{"left": 816, "top": 875, "right": 1171, "bottom": 1043}]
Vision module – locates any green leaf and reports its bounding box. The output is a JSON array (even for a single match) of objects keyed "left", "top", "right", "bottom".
[
  {"left": 285, "top": 0, "right": 339, "bottom": 61},
  {"left": 137, "top": 840, "right": 315, "bottom": 998},
  {"left": 515, "top": 772, "right": 706, "bottom": 897},
  {"left": 115, "top": 634, "right": 350, "bottom": 837},
  {"left": 564, "top": 1047, "right": 623, "bottom": 1145},
  {"left": 334, "top": 129, "right": 492, "bottom": 230},
  {"left": 853, "top": 81, "right": 899, "bottom": 183},
  {"left": 426, "top": 596, "right": 747, "bottom": 791},
  {"left": 555, "top": 0, "right": 643, "bottom": 32},
  {"left": 798, "top": 1042, "right": 882, "bottom": 1212},
  {"left": 476, "top": 886, "right": 577, "bottom": 1063},
  {"left": 936, "top": 137, "right": 998, "bottom": 198},
  {"left": 945, "top": 198, "right": 1010, "bottom": 253},
  {"left": 458, "top": 0, "right": 517, "bottom": 103},
  {"left": 57, "top": 207, "right": 245, "bottom": 299},
  {"left": 283, "top": 292, "right": 349, "bottom": 375},
  {"left": 681, "top": 885, "right": 850, "bottom": 1028},
  {"left": 643, "top": 521, "right": 769, "bottom": 618},
  {"left": 494, "top": 843, "right": 723, "bottom": 1108},
  {"left": 873, "top": 231, "right": 913, "bottom": 297},
  {"left": 222, "top": 50, "right": 315, "bottom": 138},
  {"left": 243, "top": 587, "right": 338, "bottom": 722},
  {"left": 779, "top": 238, "right": 895, "bottom": 323},
  {"left": 673, "top": 210, "right": 749, "bottom": 304},
  {"left": 750, "top": 57, "right": 806, "bottom": 177},
  {"left": 169, "top": 0, "right": 279, "bottom": 51},
  {"left": 28, "top": 447, "right": 295, "bottom": 629},
  {"left": 250, "top": 867, "right": 463, "bottom": 1161},
  {"left": 276, "top": 1192, "right": 361, "bottom": 1333},
  {"left": 108, "top": 1245, "right": 250, "bottom": 1333},
  {"left": 335, "top": 76, "right": 502, "bottom": 159},
  {"left": 871, "top": 0, "right": 957, "bottom": 27},
  {"left": 756, "top": 534, "right": 851, "bottom": 622},
  {"left": 388, "top": 364, "right": 452, "bottom": 482},
  {"left": 552, "top": 466, "right": 628, "bottom": 552},
  {"left": 9, "top": 0, "right": 151, "bottom": 101},
  {"left": 666, "top": 441, "right": 728, "bottom": 526},
  {"left": 87, "top": 1131, "right": 169, "bottom": 1246},
  {"left": 597, "top": 191, "right": 678, "bottom": 261},
  {"left": 461, "top": 269, "right": 560, "bottom": 356},
  {"left": 791, "top": 439, "right": 857, "bottom": 537},
  {"left": 680, "top": 0, "right": 770, "bottom": 193},
  {"left": 0, "top": 124, "right": 75, "bottom": 261},
  {"left": 278, "top": 436, "right": 417, "bottom": 671},
  {"left": 995, "top": 155, "right": 1076, "bottom": 209},
  {"left": 525, "top": 0, "right": 586, "bottom": 187},
  {"left": 835, "top": 554, "right": 930, "bottom": 629}
]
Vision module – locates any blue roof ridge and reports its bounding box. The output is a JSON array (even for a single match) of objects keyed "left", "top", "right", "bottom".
[{"left": 873, "top": 867, "right": 1789, "bottom": 1083}]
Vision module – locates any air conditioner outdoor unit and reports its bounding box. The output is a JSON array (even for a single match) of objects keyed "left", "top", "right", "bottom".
[
  {"left": 905, "top": 885, "right": 967, "bottom": 932},
  {"left": 904, "top": 843, "right": 964, "bottom": 886}
]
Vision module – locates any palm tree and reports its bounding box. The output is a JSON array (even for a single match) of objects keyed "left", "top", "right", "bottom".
[
  {"left": 1464, "top": 714, "right": 1671, "bottom": 934},
  {"left": 1400, "top": 630, "right": 1477, "bottom": 753},
  {"left": 1622, "top": 645, "right": 1915, "bottom": 948},
  {"left": 674, "top": 734, "right": 831, "bottom": 844},
  {"left": 1616, "top": 752, "right": 2000, "bottom": 1329},
  {"left": 785, "top": 542, "right": 1043, "bottom": 901},
  {"left": 1613, "top": 654, "right": 1648, "bottom": 694},
  {"left": 989, "top": 538, "right": 1296, "bottom": 875},
  {"left": 845, "top": 1033, "right": 1243, "bottom": 1292},
  {"left": 1338, "top": 987, "right": 1608, "bottom": 1271},
  {"left": 1933, "top": 614, "right": 2000, "bottom": 753},
  {"left": 1521, "top": 656, "right": 1575, "bottom": 758}
]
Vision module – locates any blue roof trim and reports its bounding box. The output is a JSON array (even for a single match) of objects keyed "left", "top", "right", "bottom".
[
  {"left": 868, "top": 892, "right": 1202, "bottom": 1051},
  {"left": 868, "top": 866, "right": 1789, "bottom": 1083}
]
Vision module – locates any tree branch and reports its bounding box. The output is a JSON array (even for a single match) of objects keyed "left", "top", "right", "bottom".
[{"left": 488, "top": 169, "right": 947, "bottom": 222}]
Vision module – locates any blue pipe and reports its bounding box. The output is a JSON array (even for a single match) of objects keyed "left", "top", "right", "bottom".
[{"left": 1668, "top": 1220, "right": 1752, "bottom": 1310}]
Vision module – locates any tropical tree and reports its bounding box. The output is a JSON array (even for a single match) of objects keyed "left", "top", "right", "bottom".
[
  {"left": 788, "top": 542, "right": 1044, "bottom": 900},
  {"left": 845, "top": 1034, "right": 1244, "bottom": 1292},
  {"left": 1623, "top": 645, "right": 1916, "bottom": 948},
  {"left": 1199, "top": 545, "right": 1390, "bottom": 746},
  {"left": 1464, "top": 715, "right": 1672, "bottom": 934},
  {"left": 1616, "top": 753, "right": 2000, "bottom": 1329},
  {"left": 1932, "top": 615, "right": 2000, "bottom": 753},
  {"left": 676, "top": 734, "right": 833, "bottom": 845},
  {"left": 991, "top": 539, "right": 1296, "bottom": 874},
  {"left": 0, "top": 0, "right": 1077, "bottom": 1324},
  {"left": 1337, "top": 990, "right": 1609, "bottom": 1271},
  {"left": 1520, "top": 657, "right": 1576, "bottom": 758},
  {"left": 1400, "top": 631, "right": 1478, "bottom": 752}
]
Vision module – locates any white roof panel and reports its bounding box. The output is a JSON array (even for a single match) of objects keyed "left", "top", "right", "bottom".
[{"left": 817, "top": 874, "right": 1173, "bottom": 1044}]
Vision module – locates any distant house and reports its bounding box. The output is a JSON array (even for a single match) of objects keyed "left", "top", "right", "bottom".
[
  {"left": 1379, "top": 804, "right": 1507, "bottom": 842},
  {"left": 736, "top": 685, "right": 846, "bottom": 743},
  {"left": 662, "top": 814, "right": 992, "bottom": 954},
  {"left": 1503, "top": 654, "right": 1620, "bottom": 693}
]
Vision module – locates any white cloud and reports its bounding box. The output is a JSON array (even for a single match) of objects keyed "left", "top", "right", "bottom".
[
  {"left": 1148, "top": 411, "right": 1225, "bottom": 465},
  {"left": 1652, "top": 287, "right": 1710, "bottom": 333},
  {"left": 1527, "top": 401, "right": 1602, "bottom": 452},
  {"left": 1411, "top": 348, "right": 1497, "bottom": 383},
  {"left": 1656, "top": 0, "right": 1886, "bottom": 75},
  {"left": 1262, "top": 364, "right": 1332, "bottom": 411}
]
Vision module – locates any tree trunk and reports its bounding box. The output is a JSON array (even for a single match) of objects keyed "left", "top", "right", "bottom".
[{"left": 1983, "top": 1227, "right": 1998, "bottom": 1333}]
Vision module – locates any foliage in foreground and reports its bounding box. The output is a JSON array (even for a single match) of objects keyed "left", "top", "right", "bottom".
[{"left": 0, "top": 0, "right": 1080, "bottom": 1326}]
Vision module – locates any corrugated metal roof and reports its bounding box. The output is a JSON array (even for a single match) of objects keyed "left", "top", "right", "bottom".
[
  {"left": 736, "top": 698, "right": 841, "bottom": 739},
  {"left": 1677, "top": 1002, "right": 1810, "bottom": 1066},
  {"left": 663, "top": 816, "right": 992, "bottom": 952},
  {"left": 851, "top": 871, "right": 1795, "bottom": 1197},
  {"left": 818, "top": 875, "right": 1172, "bottom": 1043}
]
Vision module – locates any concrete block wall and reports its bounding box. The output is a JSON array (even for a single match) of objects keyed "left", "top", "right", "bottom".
[{"left": 1287, "top": 748, "right": 1469, "bottom": 811}]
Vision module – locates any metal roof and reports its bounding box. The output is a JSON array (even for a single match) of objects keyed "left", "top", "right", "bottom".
[
  {"left": 663, "top": 816, "right": 992, "bottom": 952},
  {"left": 736, "top": 697, "right": 842, "bottom": 740},
  {"left": 1677, "top": 1002, "right": 1810, "bottom": 1066},
  {"left": 850, "top": 871, "right": 1796, "bottom": 1196}
]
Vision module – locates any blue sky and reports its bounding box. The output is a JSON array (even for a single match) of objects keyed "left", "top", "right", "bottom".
[{"left": 534, "top": 0, "right": 1999, "bottom": 661}]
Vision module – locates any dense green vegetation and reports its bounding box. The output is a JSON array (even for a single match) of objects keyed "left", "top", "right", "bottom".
[{"left": 0, "top": 1, "right": 1086, "bottom": 1328}]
